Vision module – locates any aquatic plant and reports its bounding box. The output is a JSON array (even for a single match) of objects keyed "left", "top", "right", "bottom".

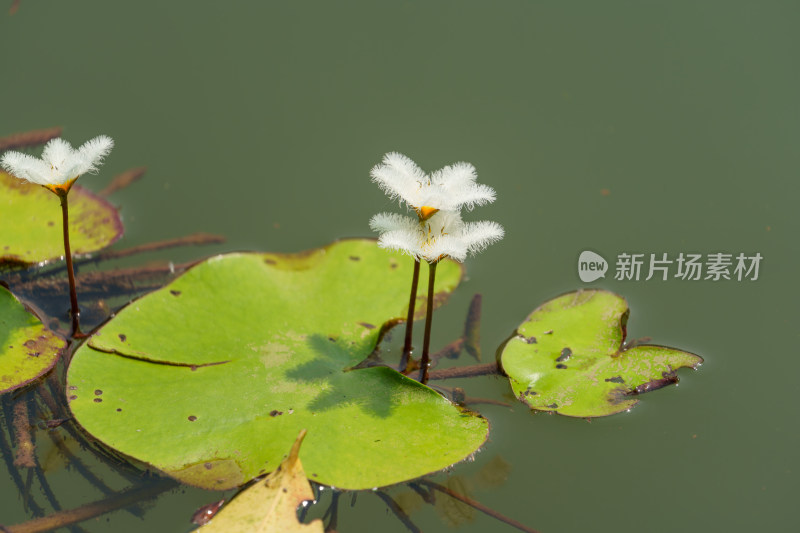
[
  {"left": 1, "top": 136, "right": 114, "bottom": 337},
  {"left": 0, "top": 129, "right": 702, "bottom": 533},
  {"left": 370, "top": 153, "right": 503, "bottom": 382}
]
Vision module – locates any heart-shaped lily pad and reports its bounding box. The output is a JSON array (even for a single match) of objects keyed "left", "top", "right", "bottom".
[
  {"left": 499, "top": 289, "right": 702, "bottom": 417},
  {"left": 67, "top": 240, "right": 488, "bottom": 490},
  {"left": 0, "top": 285, "right": 66, "bottom": 394},
  {"left": 0, "top": 171, "right": 123, "bottom": 265}
]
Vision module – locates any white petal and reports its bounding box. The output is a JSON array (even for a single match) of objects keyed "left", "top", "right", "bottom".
[
  {"left": 0, "top": 151, "right": 52, "bottom": 185},
  {"left": 370, "top": 152, "right": 426, "bottom": 207},
  {"left": 423, "top": 234, "right": 467, "bottom": 262},
  {"left": 382, "top": 152, "right": 427, "bottom": 182},
  {"left": 41, "top": 138, "right": 75, "bottom": 168},
  {"left": 377, "top": 228, "right": 424, "bottom": 260},
  {"left": 460, "top": 221, "right": 504, "bottom": 254},
  {"left": 430, "top": 162, "right": 496, "bottom": 210},
  {"left": 450, "top": 182, "right": 496, "bottom": 210},
  {"left": 75, "top": 135, "right": 114, "bottom": 176},
  {"left": 369, "top": 212, "right": 418, "bottom": 233},
  {"left": 40, "top": 138, "right": 83, "bottom": 184},
  {"left": 431, "top": 161, "right": 477, "bottom": 188},
  {"left": 426, "top": 210, "right": 464, "bottom": 237}
]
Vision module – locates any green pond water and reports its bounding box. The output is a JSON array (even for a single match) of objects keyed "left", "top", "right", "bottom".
[{"left": 2, "top": 1, "right": 798, "bottom": 532}]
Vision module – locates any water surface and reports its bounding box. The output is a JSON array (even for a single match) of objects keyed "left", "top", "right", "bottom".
[{"left": 2, "top": 2, "right": 798, "bottom": 532}]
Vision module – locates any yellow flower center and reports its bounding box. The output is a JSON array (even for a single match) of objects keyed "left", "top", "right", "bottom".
[
  {"left": 43, "top": 177, "right": 78, "bottom": 197},
  {"left": 417, "top": 206, "right": 439, "bottom": 221}
]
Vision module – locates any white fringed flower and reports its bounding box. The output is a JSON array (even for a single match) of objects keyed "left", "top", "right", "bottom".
[
  {"left": 1, "top": 135, "right": 114, "bottom": 195},
  {"left": 371, "top": 210, "right": 504, "bottom": 263},
  {"left": 371, "top": 152, "right": 496, "bottom": 220}
]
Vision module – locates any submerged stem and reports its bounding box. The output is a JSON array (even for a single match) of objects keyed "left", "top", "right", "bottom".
[
  {"left": 59, "top": 193, "right": 82, "bottom": 337},
  {"left": 421, "top": 480, "right": 540, "bottom": 533},
  {"left": 419, "top": 260, "right": 438, "bottom": 384},
  {"left": 1, "top": 479, "right": 178, "bottom": 533},
  {"left": 400, "top": 259, "right": 421, "bottom": 373},
  {"left": 374, "top": 491, "right": 421, "bottom": 533},
  {"left": 12, "top": 398, "right": 35, "bottom": 468}
]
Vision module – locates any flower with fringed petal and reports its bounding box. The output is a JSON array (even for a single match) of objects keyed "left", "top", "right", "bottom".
[
  {"left": 370, "top": 210, "right": 504, "bottom": 264},
  {"left": 370, "top": 152, "right": 496, "bottom": 220},
  {"left": 1, "top": 135, "right": 113, "bottom": 196}
]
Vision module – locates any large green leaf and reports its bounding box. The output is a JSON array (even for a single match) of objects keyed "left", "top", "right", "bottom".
[
  {"left": 67, "top": 240, "right": 487, "bottom": 490},
  {"left": 500, "top": 289, "right": 702, "bottom": 417},
  {"left": 0, "top": 171, "right": 123, "bottom": 265},
  {"left": 0, "top": 285, "right": 66, "bottom": 394}
]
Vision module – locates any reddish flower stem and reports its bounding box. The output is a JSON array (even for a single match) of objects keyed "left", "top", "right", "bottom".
[
  {"left": 399, "top": 259, "right": 421, "bottom": 373},
  {"left": 419, "top": 260, "right": 437, "bottom": 384},
  {"left": 59, "top": 193, "right": 82, "bottom": 337}
]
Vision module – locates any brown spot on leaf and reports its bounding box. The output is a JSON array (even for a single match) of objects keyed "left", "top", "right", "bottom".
[
  {"left": 605, "top": 376, "right": 625, "bottom": 384},
  {"left": 118, "top": 334, "right": 127, "bottom": 342},
  {"left": 556, "top": 364, "right": 568, "bottom": 369},
  {"left": 269, "top": 410, "right": 283, "bottom": 417},
  {"left": 556, "top": 347, "right": 572, "bottom": 362},
  {"left": 93, "top": 398, "right": 102, "bottom": 403},
  {"left": 188, "top": 415, "right": 197, "bottom": 421},
  {"left": 349, "top": 256, "right": 361, "bottom": 261},
  {"left": 204, "top": 463, "right": 213, "bottom": 470},
  {"left": 521, "top": 336, "right": 537, "bottom": 344},
  {"left": 264, "top": 258, "right": 277, "bottom": 265},
  {"left": 547, "top": 403, "right": 558, "bottom": 409},
  {"left": 94, "top": 390, "right": 103, "bottom": 396},
  {"left": 116, "top": 408, "right": 122, "bottom": 412},
  {"left": 358, "top": 322, "right": 376, "bottom": 330},
  {"left": 170, "top": 290, "right": 181, "bottom": 296},
  {"left": 608, "top": 388, "right": 630, "bottom": 405},
  {"left": 68, "top": 395, "right": 77, "bottom": 401}
]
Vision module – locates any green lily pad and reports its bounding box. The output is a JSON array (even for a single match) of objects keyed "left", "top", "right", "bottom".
[
  {"left": 0, "top": 285, "right": 66, "bottom": 394},
  {"left": 499, "top": 289, "right": 702, "bottom": 417},
  {"left": 0, "top": 171, "right": 123, "bottom": 265},
  {"left": 67, "top": 240, "right": 488, "bottom": 490}
]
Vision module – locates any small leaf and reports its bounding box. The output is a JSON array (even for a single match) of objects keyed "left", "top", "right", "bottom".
[
  {"left": 0, "top": 285, "right": 65, "bottom": 394},
  {"left": 0, "top": 172, "right": 123, "bottom": 265},
  {"left": 500, "top": 289, "right": 702, "bottom": 417},
  {"left": 196, "top": 430, "right": 323, "bottom": 533}
]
